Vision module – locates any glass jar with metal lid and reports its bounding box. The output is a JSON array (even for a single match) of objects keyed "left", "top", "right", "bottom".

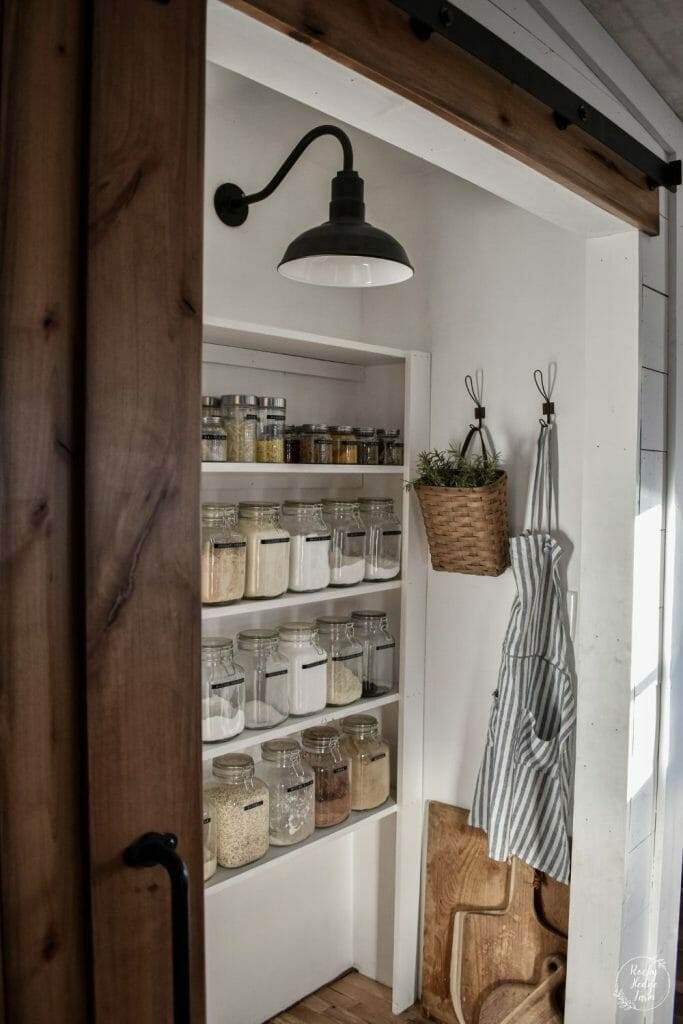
[
  {"left": 256, "top": 397, "right": 286, "bottom": 463},
  {"left": 384, "top": 438, "right": 404, "bottom": 466},
  {"left": 322, "top": 499, "right": 366, "bottom": 587},
  {"left": 330, "top": 425, "right": 358, "bottom": 465},
  {"left": 377, "top": 427, "right": 401, "bottom": 465},
  {"left": 238, "top": 502, "right": 290, "bottom": 599},
  {"left": 284, "top": 426, "right": 301, "bottom": 464},
  {"left": 301, "top": 726, "right": 351, "bottom": 828},
  {"left": 221, "top": 394, "right": 258, "bottom": 463},
  {"left": 203, "top": 807, "right": 217, "bottom": 881},
  {"left": 205, "top": 753, "right": 269, "bottom": 868},
  {"left": 202, "top": 395, "right": 222, "bottom": 418},
  {"left": 299, "top": 424, "right": 333, "bottom": 465},
  {"left": 237, "top": 628, "right": 289, "bottom": 728},
  {"left": 201, "top": 636, "right": 246, "bottom": 742},
  {"left": 355, "top": 427, "right": 379, "bottom": 466},
  {"left": 258, "top": 739, "right": 315, "bottom": 846},
  {"left": 201, "top": 503, "right": 247, "bottom": 605},
  {"left": 316, "top": 615, "right": 363, "bottom": 705},
  {"left": 277, "top": 621, "right": 327, "bottom": 716},
  {"left": 201, "top": 415, "right": 227, "bottom": 462},
  {"left": 357, "top": 496, "right": 402, "bottom": 581},
  {"left": 281, "top": 500, "right": 331, "bottom": 592},
  {"left": 341, "top": 714, "right": 391, "bottom": 810},
  {"left": 350, "top": 610, "right": 396, "bottom": 697}
]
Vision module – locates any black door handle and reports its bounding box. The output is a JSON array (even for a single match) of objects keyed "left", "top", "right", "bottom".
[{"left": 124, "top": 832, "right": 191, "bottom": 1024}]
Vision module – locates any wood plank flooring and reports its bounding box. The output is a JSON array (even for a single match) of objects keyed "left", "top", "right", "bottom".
[{"left": 268, "top": 971, "right": 432, "bottom": 1023}]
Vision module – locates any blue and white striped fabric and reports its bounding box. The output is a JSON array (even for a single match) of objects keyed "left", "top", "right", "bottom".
[{"left": 469, "top": 422, "right": 576, "bottom": 884}]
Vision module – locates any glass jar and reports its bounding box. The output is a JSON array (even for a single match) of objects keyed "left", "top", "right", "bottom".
[
  {"left": 203, "top": 808, "right": 217, "bottom": 881},
  {"left": 351, "top": 610, "right": 396, "bottom": 698},
  {"left": 316, "top": 616, "right": 363, "bottom": 706},
  {"left": 281, "top": 500, "right": 331, "bottom": 592},
  {"left": 301, "top": 726, "right": 351, "bottom": 828},
  {"left": 205, "top": 754, "right": 269, "bottom": 868},
  {"left": 358, "top": 497, "right": 402, "bottom": 581},
  {"left": 256, "top": 396, "right": 286, "bottom": 464},
  {"left": 355, "top": 427, "right": 379, "bottom": 466},
  {"left": 277, "top": 621, "right": 328, "bottom": 716},
  {"left": 201, "top": 503, "right": 247, "bottom": 604},
  {"left": 258, "top": 739, "right": 315, "bottom": 846},
  {"left": 238, "top": 502, "right": 290, "bottom": 598},
  {"left": 378, "top": 428, "right": 400, "bottom": 465},
  {"left": 385, "top": 438, "right": 404, "bottom": 466},
  {"left": 322, "top": 500, "right": 366, "bottom": 587},
  {"left": 221, "top": 394, "right": 258, "bottom": 463},
  {"left": 202, "top": 395, "right": 222, "bottom": 418},
  {"left": 201, "top": 415, "right": 227, "bottom": 462},
  {"left": 299, "top": 424, "right": 333, "bottom": 465},
  {"left": 330, "top": 425, "right": 358, "bottom": 465},
  {"left": 341, "top": 715, "right": 391, "bottom": 810},
  {"left": 284, "top": 426, "right": 301, "bottom": 464},
  {"left": 237, "top": 628, "right": 289, "bottom": 728},
  {"left": 201, "top": 636, "right": 246, "bottom": 742}
]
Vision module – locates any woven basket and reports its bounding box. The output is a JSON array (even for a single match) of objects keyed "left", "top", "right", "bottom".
[{"left": 414, "top": 472, "right": 509, "bottom": 576}]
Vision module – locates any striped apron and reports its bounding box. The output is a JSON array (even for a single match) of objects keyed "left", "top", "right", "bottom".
[{"left": 469, "top": 422, "right": 576, "bottom": 884}]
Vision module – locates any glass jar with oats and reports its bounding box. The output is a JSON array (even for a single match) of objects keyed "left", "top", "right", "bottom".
[
  {"left": 221, "top": 394, "right": 258, "bottom": 463},
  {"left": 341, "top": 714, "right": 390, "bottom": 810},
  {"left": 205, "top": 754, "right": 269, "bottom": 869},
  {"left": 256, "top": 396, "right": 286, "bottom": 463}
]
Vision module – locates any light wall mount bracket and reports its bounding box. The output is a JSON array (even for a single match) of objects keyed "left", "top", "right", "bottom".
[{"left": 396, "top": 0, "right": 680, "bottom": 193}]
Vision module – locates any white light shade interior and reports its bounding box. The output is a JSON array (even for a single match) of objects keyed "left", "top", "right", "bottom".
[{"left": 278, "top": 254, "right": 414, "bottom": 288}]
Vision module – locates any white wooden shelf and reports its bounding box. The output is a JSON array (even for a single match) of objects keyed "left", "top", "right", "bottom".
[
  {"left": 202, "top": 690, "right": 399, "bottom": 761},
  {"left": 201, "top": 579, "right": 401, "bottom": 621},
  {"left": 201, "top": 462, "right": 405, "bottom": 475},
  {"left": 204, "top": 795, "right": 397, "bottom": 895}
]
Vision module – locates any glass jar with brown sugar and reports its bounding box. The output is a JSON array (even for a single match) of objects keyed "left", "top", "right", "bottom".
[{"left": 301, "top": 725, "right": 351, "bottom": 828}]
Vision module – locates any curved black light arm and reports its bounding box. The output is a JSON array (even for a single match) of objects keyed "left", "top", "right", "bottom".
[{"left": 215, "top": 125, "right": 355, "bottom": 227}]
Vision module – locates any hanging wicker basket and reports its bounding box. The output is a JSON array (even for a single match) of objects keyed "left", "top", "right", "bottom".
[{"left": 414, "top": 471, "right": 510, "bottom": 576}]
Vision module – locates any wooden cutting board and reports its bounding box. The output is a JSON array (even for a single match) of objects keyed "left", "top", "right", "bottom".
[
  {"left": 479, "top": 954, "right": 565, "bottom": 1024},
  {"left": 420, "top": 802, "right": 568, "bottom": 1024}
]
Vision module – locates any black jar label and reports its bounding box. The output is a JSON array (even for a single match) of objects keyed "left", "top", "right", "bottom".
[
  {"left": 265, "top": 669, "right": 288, "bottom": 679},
  {"left": 266, "top": 414, "right": 286, "bottom": 421},
  {"left": 333, "top": 765, "right": 349, "bottom": 774},
  {"left": 202, "top": 433, "right": 225, "bottom": 441},
  {"left": 243, "top": 800, "right": 264, "bottom": 811},
  {"left": 382, "top": 530, "right": 402, "bottom": 537},
  {"left": 370, "top": 753, "right": 387, "bottom": 762},
  {"left": 376, "top": 643, "right": 396, "bottom": 652},
  {"left": 213, "top": 541, "right": 246, "bottom": 549},
  {"left": 203, "top": 815, "right": 212, "bottom": 825},
  {"left": 346, "top": 531, "right": 366, "bottom": 538},
  {"left": 303, "top": 659, "right": 327, "bottom": 670},
  {"left": 305, "top": 534, "right": 331, "bottom": 542},
  {"left": 333, "top": 653, "right": 361, "bottom": 663},
  {"left": 286, "top": 779, "right": 314, "bottom": 794},
  {"left": 211, "top": 677, "right": 245, "bottom": 691},
  {"left": 260, "top": 537, "right": 290, "bottom": 545}
]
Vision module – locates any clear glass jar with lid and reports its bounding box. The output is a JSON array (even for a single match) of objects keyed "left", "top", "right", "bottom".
[
  {"left": 281, "top": 500, "right": 331, "bottom": 592},
  {"left": 237, "top": 628, "right": 290, "bottom": 728},
  {"left": 330, "top": 426, "right": 358, "bottom": 465},
  {"left": 238, "top": 502, "right": 290, "bottom": 598},
  {"left": 258, "top": 739, "right": 315, "bottom": 846},
  {"left": 201, "top": 415, "right": 227, "bottom": 462},
  {"left": 201, "top": 503, "right": 247, "bottom": 604},
  {"left": 358, "top": 497, "right": 402, "bottom": 581},
  {"left": 316, "top": 615, "right": 363, "bottom": 706},
  {"left": 202, "top": 395, "right": 222, "bottom": 418},
  {"left": 299, "top": 424, "right": 333, "bottom": 465},
  {"left": 322, "top": 499, "right": 366, "bottom": 586},
  {"left": 201, "top": 636, "right": 246, "bottom": 742},
  {"left": 355, "top": 427, "right": 379, "bottom": 466},
  {"left": 277, "top": 621, "right": 327, "bottom": 715},
  {"left": 205, "top": 753, "right": 269, "bottom": 868},
  {"left": 301, "top": 726, "right": 351, "bottom": 828},
  {"left": 256, "top": 397, "right": 286, "bottom": 463},
  {"left": 384, "top": 438, "right": 404, "bottom": 466},
  {"left": 341, "top": 714, "right": 391, "bottom": 810},
  {"left": 377, "top": 428, "right": 401, "bottom": 465},
  {"left": 284, "top": 426, "right": 301, "bottom": 464},
  {"left": 203, "top": 807, "right": 217, "bottom": 881},
  {"left": 350, "top": 610, "right": 396, "bottom": 698},
  {"left": 221, "top": 394, "right": 258, "bottom": 462}
]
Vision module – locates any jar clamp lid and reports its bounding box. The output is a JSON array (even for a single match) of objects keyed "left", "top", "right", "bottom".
[
  {"left": 261, "top": 738, "right": 302, "bottom": 764},
  {"left": 351, "top": 609, "right": 387, "bottom": 621},
  {"left": 341, "top": 714, "right": 380, "bottom": 738},
  {"left": 202, "top": 636, "right": 234, "bottom": 655},
  {"left": 278, "top": 620, "right": 318, "bottom": 641},
  {"left": 221, "top": 394, "right": 258, "bottom": 407},
  {"left": 301, "top": 725, "right": 342, "bottom": 752},
  {"left": 212, "top": 752, "right": 255, "bottom": 781},
  {"left": 257, "top": 396, "right": 286, "bottom": 409}
]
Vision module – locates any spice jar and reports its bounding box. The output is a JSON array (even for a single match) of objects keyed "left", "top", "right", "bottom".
[
  {"left": 203, "top": 808, "right": 217, "bottom": 881},
  {"left": 316, "top": 616, "right": 363, "bottom": 706},
  {"left": 282, "top": 500, "right": 331, "bottom": 592},
  {"left": 385, "top": 438, "right": 404, "bottom": 466},
  {"left": 258, "top": 739, "right": 315, "bottom": 846},
  {"left": 322, "top": 500, "right": 366, "bottom": 587},
  {"left": 330, "top": 425, "right": 358, "bottom": 465},
  {"left": 205, "top": 753, "right": 269, "bottom": 868},
  {"left": 202, "top": 415, "right": 227, "bottom": 462},
  {"left": 357, "top": 497, "right": 402, "bottom": 581},
  {"left": 201, "top": 503, "right": 247, "bottom": 604},
  {"left": 278, "top": 622, "right": 328, "bottom": 716},
  {"left": 284, "top": 426, "right": 301, "bottom": 464},
  {"left": 377, "top": 428, "right": 401, "bottom": 465},
  {"left": 202, "top": 395, "right": 222, "bottom": 418},
  {"left": 238, "top": 502, "right": 290, "bottom": 598},
  {"left": 351, "top": 610, "right": 396, "bottom": 698},
  {"left": 237, "top": 628, "right": 290, "bottom": 729},
  {"left": 201, "top": 636, "right": 246, "bottom": 742},
  {"left": 355, "top": 427, "right": 379, "bottom": 466},
  {"left": 341, "top": 715, "right": 391, "bottom": 810},
  {"left": 301, "top": 726, "right": 351, "bottom": 828},
  {"left": 299, "top": 424, "right": 333, "bottom": 465},
  {"left": 221, "top": 394, "right": 258, "bottom": 463},
  {"left": 256, "top": 397, "right": 286, "bottom": 463}
]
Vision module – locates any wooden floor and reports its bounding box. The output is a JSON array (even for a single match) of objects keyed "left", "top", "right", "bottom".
[{"left": 268, "top": 971, "right": 432, "bottom": 1023}]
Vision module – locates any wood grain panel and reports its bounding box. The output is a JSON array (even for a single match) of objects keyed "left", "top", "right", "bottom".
[
  {"left": 86, "top": 1, "right": 205, "bottom": 1020},
  {"left": 0, "top": 2, "right": 89, "bottom": 1020},
  {"left": 223, "top": 0, "right": 660, "bottom": 235}
]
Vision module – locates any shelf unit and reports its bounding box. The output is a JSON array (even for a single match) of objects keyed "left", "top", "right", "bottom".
[
  {"left": 202, "top": 462, "right": 404, "bottom": 475},
  {"left": 201, "top": 579, "right": 402, "bottom": 620}
]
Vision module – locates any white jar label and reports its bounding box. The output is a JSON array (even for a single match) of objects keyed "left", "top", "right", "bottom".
[{"left": 286, "top": 779, "right": 314, "bottom": 793}]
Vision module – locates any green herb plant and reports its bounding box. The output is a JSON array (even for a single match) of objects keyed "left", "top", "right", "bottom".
[{"left": 408, "top": 440, "right": 502, "bottom": 489}]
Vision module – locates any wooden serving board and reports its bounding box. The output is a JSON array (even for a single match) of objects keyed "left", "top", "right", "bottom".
[{"left": 479, "top": 955, "right": 565, "bottom": 1024}]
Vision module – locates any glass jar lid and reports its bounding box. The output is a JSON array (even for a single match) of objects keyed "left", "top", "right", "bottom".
[
  {"left": 282, "top": 500, "right": 323, "bottom": 514},
  {"left": 331, "top": 425, "right": 356, "bottom": 435},
  {"left": 378, "top": 427, "right": 401, "bottom": 437},
  {"left": 357, "top": 496, "right": 394, "bottom": 507},
  {"left": 341, "top": 714, "right": 380, "bottom": 738},
  {"left": 354, "top": 426, "right": 377, "bottom": 437},
  {"left": 212, "top": 752, "right": 254, "bottom": 782},
  {"left": 202, "top": 502, "right": 238, "bottom": 525},
  {"left": 202, "top": 415, "right": 225, "bottom": 427},
  {"left": 202, "top": 395, "right": 221, "bottom": 408},
  {"left": 300, "top": 423, "right": 330, "bottom": 433},
  {"left": 261, "top": 738, "right": 302, "bottom": 765},
  {"left": 257, "top": 396, "right": 286, "bottom": 410},
  {"left": 321, "top": 499, "right": 359, "bottom": 512},
  {"left": 316, "top": 614, "right": 352, "bottom": 630},
  {"left": 237, "top": 628, "right": 279, "bottom": 652},
  {"left": 202, "top": 636, "right": 234, "bottom": 656},
  {"left": 301, "top": 725, "right": 341, "bottom": 753},
  {"left": 351, "top": 609, "right": 388, "bottom": 624},
  {"left": 278, "top": 621, "right": 318, "bottom": 642},
  {"left": 238, "top": 501, "right": 280, "bottom": 519},
  {"left": 221, "top": 394, "right": 258, "bottom": 407}
]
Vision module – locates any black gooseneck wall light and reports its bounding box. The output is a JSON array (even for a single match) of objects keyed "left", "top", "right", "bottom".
[{"left": 213, "top": 125, "right": 413, "bottom": 288}]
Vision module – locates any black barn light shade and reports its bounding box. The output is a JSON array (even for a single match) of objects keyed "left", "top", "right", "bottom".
[{"left": 213, "top": 125, "right": 413, "bottom": 288}]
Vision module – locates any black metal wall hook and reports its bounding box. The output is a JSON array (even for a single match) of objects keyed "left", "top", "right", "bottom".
[
  {"left": 533, "top": 368, "right": 555, "bottom": 424},
  {"left": 464, "top": 371, "right": 485, "bottom": 427}
]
